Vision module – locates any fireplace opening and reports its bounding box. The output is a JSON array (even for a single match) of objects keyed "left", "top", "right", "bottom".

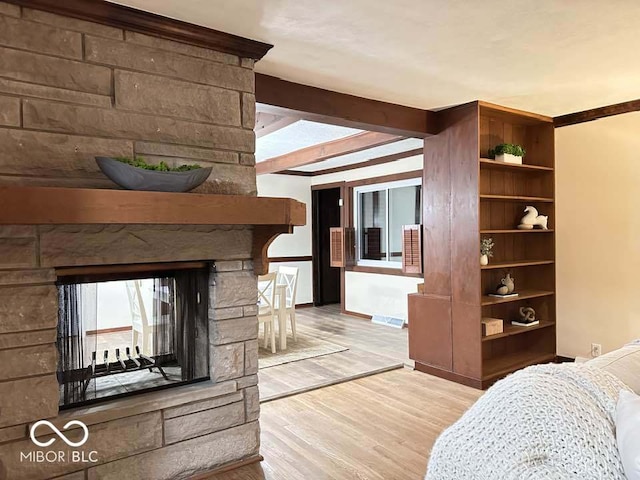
[{"left": 56, "top": 264, "right": 210, "bottom": 409}]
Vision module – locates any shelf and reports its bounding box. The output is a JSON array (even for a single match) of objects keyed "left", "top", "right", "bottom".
[
  {"left": 480, "top": 194, "right": 554, "bottom": 203},
  {"left": 480, "top": 229, "right": 554, "bottom": 234},
  {"left": 0, "top": 186, "right": 306, "bottom": 226},
  {"left": 480, "top": 158, "right": 553, "bottom": 172},
  {"left": 481, "top": 260, "right": 554, "bottom": 270},
  {"left": 483, "top": 351, "right": 556, "bottom": 381},
  {"left": 481, "top": 289, "right": 555, "bottom": 306},
  {"left": 482, "top": 321, "right": 555, "bottom": 342}
]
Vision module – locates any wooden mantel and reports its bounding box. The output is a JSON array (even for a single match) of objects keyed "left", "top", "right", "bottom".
[{"left": 0, "top": 186, "right": 306, "bottom": 274}]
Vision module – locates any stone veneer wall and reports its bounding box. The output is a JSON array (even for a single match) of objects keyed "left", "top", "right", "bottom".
[{"left": 0, "top": 3, "right": 263, "bottom": 479}]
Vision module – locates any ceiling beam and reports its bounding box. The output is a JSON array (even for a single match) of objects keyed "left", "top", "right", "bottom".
[
  {"left": 256, "top": 131, "right": 404, "bottom": 175},
  {"left": 310, "top": 147, "right": 423, "bottom": 176},
  {"left": 255, "top": 74, "right": 437, "bottom": 137},
  {"left": 255, "top": 112, "right": 299, "bottom": 138},
  {"left": 554, "top": 99, "right": 640, "bottom": 127},
  {"left": 4, "top": 0, "right": 273, "bottom": 59}
]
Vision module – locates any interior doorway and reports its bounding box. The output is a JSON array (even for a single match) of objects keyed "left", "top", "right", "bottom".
[{"left": 312, "top": 186, "right": 342, "bottom": 306}]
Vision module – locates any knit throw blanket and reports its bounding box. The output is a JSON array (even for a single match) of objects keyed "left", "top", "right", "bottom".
[{"left": 426, "top": 364, "right": 629, "bottom": 480}]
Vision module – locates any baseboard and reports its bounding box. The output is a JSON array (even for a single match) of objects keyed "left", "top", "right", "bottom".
[
  {"left": 341, "top": 309, "right": 372, "bottom": 320},
  {"left": 555, "top": 355, "right": 575, "bottom": 363},
  {"left": 86, "top": 326, "right": 132, "bottom": 335},
  {"left": 295, "top": 302, "right": 314, "bottom": 309},
  {"left": 414, "top": 362, "right": 483, "bottom": 390},
  {"left": 188, "top": 455, "right": 263, "bottom": 479}
]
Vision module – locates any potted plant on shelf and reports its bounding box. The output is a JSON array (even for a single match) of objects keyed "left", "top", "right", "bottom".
[
  {"left": 488, "top": 143, "right": 526, "bottom": 165},
  {"left": 95, "top": 156, "right": 212, "bottom": 192},
  {"left": 480, "top": 237, "right": 494, "bottom": 266}
]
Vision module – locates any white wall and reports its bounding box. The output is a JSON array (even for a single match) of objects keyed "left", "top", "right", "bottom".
[
  {"left": 345, "top": 271, "right": 422, "bottom": 320},
  {"left": 556, "top": 112, "right": 640, "bottom": 357},
  {"left": 257, "top": 174, "right": 313, "bottom": 304}
]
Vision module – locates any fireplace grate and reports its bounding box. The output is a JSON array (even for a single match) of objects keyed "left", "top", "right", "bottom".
[{"left": 82, "top": 346, "right": 169, "bottom": 395}]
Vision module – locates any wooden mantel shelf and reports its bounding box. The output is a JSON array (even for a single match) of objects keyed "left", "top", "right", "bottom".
[{"left": 0, "top": 186, "right": 306, "bottom": 274}]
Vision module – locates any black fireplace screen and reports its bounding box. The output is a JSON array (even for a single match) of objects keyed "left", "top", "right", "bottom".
[{"left": 57, "top": 267, "right": 209, "bottom": 408}]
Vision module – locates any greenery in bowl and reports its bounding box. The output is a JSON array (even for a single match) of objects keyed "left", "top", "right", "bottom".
[
  {"left": 114, "top": 156, "right": 202, "bottom": 172},
  {"left": 488, "top": 143, "right": 526, "bottom": 158}
]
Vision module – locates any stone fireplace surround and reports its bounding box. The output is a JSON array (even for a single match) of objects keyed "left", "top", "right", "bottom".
[{"left": 0, "top": 1, "right": 300, "bottom": 479}]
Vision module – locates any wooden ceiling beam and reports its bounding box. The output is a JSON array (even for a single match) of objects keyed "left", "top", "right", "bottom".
[
  {"left": 255, "top": 112, "right": 299, "bottom": 138},
  {"left": 256, "top": 74, "right": 437, "bottom": 137},
  {"left": 256, "top": 131, "right": 403, "bottom": 175},
  {"left": 309, "top": 147, "right": 423, "bottom": 176},
  {"left": 554, "top": 99, "right": 640, "bottom": 127}
]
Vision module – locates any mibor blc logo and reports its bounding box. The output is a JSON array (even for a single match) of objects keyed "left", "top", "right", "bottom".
[
  {"left": 20, "top": 420, "right": 98, "bottom": 464},
  {"left": 30, "top": 420, "right": 90, "bottom": 447}
]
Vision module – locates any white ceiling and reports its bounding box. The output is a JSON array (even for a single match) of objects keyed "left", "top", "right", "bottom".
[
  {"left": 110, "top": 0, "right": 640, "bottom": 116},
  {"left": 297, "top": 138, "right": 424, "bottom": 172},
  {"left": 255, "top": 120, "right": 361, "bottom": 163}
]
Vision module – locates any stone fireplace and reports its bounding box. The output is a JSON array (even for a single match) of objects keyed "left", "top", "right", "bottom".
[{"left": 0, "top": 2, "right": 303, "bottom": 479}]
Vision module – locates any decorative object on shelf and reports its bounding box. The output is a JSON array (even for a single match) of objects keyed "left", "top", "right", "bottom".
[
  {"left": 480, "top": 237, "right": 494, "bottom": 266},
  {"left": 517, "top": 206, "right": 549, "bottom": 230},
  {"left": 488, "top": 143, "right": 526, "bottom": 165},
  {"left": 512, "top": 306, "right": 539, "bottom": 327},
  {"left": 481, "top": 317, "right": 504, "bottom": 336},
  {"left": 491, "top": 273, "right": 517, "bottom": 297},
  {"left": 96, "top": 156, "right": 212, "bottom": 192}
]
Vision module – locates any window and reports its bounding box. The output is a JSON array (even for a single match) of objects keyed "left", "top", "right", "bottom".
[{"left": 354, "top": 178, "right": 422, "bottom": 268}]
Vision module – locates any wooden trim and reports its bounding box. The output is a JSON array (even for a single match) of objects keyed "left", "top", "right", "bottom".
[
  {"left": 311, "top": 181, "right": 347, "bottom": 191},
  {"left": 86, "top": 326, "right": 132, "bottom": 336},
  {"left": 276, "top": 170, "right": 314, "bottom": 177},
  {"left": 555, "top": 355, "right": 575, "bottom": 363},
  {"left": 414, "top": 362, "right": 483, "bottom": 390},
  {"left": 56, "top": 261, "right": 208, "bottom": 278},
  {"left": 478, "top": 100, "right": 553, "bottom": 124},
  {"left": 309, "top": 148, "right": 423, "bottom": 177},
  {"left": 188, "top": 455, "right": 264, "bottom": 480},
  {"left": 269, "top": 255, "right": 312, "bottom": 263},
  {"left": 347, "top": 265, "right": 422, "bottom": 278},
  {"left": 341, "top": 309, "right": 372, "bottom": 320},
  {"left": 5, "top": 0, "right": 273, "bottom": 60},
  {"left": 345, "top": 169, "right": 422, "bottom": 188},
  {"left": 256, "top": 132, "right": 403, "bottom": 175},
  {"left": 0, "top": 187, "right": 306, "bottom": 226},
  {"left": 255, "top": 74, "right": 437, "bottom": 137},
  {"left": 554, "top": 99, "right": 640, "bottom": 127}
]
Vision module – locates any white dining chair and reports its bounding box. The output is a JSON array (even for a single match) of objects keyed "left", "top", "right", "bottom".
[
  {"left": 257, "top": 272, "right": 278, "bottom": 353},
  {"left": 125, "top": 280, "right": 154, "bottom": 355},
  {"left": 277, "top": 266, "right": 299, "bottom": 342}
]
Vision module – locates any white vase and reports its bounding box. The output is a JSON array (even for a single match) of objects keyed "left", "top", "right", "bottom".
[
  {"left": 480, "top": 254, "right": 489, "bottom": 266},
  {"left": 495, "top": 153, "right": 522, "bottom": 165}
]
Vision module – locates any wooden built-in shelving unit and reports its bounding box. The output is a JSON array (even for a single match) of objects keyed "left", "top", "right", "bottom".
[{"left": 409, "top": 100, "right": 556, "bottom": 389}]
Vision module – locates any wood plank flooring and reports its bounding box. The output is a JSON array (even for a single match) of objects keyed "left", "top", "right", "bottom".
[
  {"left": 259, "top": 305, "right": 409, "bottom": 401},
  {"left": 208, "top": 368, "right": 481, "bottom": 480}
]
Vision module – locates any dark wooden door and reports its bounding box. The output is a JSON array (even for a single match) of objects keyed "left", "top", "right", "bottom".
[{"left": 312, "top": 187, "right": 341, "bottom": 305}]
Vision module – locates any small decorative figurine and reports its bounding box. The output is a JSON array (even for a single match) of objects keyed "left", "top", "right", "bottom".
[
  {"left": 480, "top": 237, "right": 494, "bottom": 266},
  {"left": 494, "top": 273, "right": 516, "bottom": 296},
  {"left": 512, "top": 306, "right": 539, "bottom": 327},
  {"left": 518, "top": 206, "right": 548, "bottom": 230}
]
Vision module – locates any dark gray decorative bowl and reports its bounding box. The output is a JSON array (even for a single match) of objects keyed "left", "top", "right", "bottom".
[{"left": 96, "top": 157, "right": 212, "bottom": 193}]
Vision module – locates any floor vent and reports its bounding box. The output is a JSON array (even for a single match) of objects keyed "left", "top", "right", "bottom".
[{"left": 371, "top": 315, "right": 405, "bottom": 329}]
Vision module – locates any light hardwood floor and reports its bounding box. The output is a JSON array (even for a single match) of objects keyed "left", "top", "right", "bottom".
[
  {"left": 259, "top": 305, "right": 410, "bottom": 401},
  {"left": 209, "top": 368, "right": 481, "bottom": 480}
]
